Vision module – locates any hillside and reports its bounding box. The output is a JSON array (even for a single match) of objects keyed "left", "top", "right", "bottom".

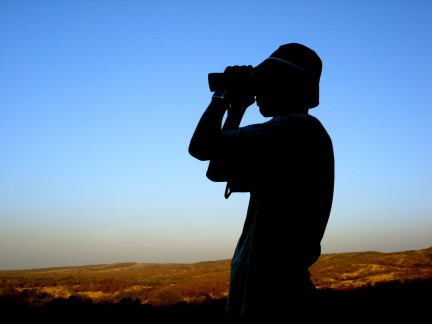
[
  {"left": 1, "top": 246, "right": 431, "bottom": 322},
  {"left": 310, "top": 245, "right": 432, "bottom": 289}
]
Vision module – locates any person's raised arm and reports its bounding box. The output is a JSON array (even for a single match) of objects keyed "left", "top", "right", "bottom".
[
  {"left": 188, "top": 92, "right": 230, "bottom": 161},
  {"left": 189, "top": 66, "right": 255, "bottom": 182},
  {"left": 189, "top": 90, "right": 254, "bottom": 157},
  {"left": 204, "top": 92, "right": 254, "bottom": 183},
  {"left": 189, "top": 65, "right": 255, "bottom": 159}
]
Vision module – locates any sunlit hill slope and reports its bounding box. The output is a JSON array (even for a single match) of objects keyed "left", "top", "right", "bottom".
[{"left": 1, "top": 246, "right": 431, "bottom": 322}]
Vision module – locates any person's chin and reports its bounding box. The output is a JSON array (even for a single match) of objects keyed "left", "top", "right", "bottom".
[
  {"left": 257, "top": 98, "right": 274, "bottom": 117},
  {"left": 258, "top": 106, "right": 274, "bottom": 117}
]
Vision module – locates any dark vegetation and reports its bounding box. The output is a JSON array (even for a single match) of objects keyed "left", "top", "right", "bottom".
[{"left": 1, "top": 247, "right": 431, "bottom": 323}]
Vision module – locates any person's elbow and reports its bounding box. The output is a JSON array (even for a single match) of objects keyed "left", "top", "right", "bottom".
[
  {"left": 188, "top": 143, "right": 210, "bottom": 161},
  {"left": 206, "top": 169, "right": 226, "bottom": 182}
]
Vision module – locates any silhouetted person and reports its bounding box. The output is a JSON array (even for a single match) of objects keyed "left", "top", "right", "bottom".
[{"left": 189, "top": 43, "right": 334, "bottom": 322}]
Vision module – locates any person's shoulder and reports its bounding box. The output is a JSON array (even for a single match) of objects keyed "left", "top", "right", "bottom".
[
  {"left": 273, "top": 114, "right": 330, "bottom": 136},
  {"left": 267, "top": 114, "right": 312, "bottom": 125},
  {"left": 221, "top": 122, "right": 269, "bottom": 138}
]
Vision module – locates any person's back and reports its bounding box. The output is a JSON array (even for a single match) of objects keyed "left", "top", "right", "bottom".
[{"left": 189, "top": 43, "right": 334, "bottom": 322}]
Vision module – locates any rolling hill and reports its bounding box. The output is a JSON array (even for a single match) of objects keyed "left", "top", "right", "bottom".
[{"left": 1, "top": 246, "right": 431, "bottom": 322}]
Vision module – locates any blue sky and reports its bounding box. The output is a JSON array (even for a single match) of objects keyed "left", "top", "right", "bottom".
[{"left": 1, "top": 0, "right": 431, "bottom": 270}]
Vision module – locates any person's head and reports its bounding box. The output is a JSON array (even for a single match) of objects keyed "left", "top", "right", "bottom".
[{"left": 254, "top": 43, "right": 322, "bottom": 117}]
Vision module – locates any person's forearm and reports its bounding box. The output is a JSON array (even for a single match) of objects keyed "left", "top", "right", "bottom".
[
  {"left": 222, "top": 107, "right": 247, "bottom": 130},
  {"left": 206, "top": 99, "right": 250, "bottom": 182},
  {"left": 222, "top": 94, "right": 254, "bottom": 130},
  {"left": 188, "top": 99, "right": 228, "bottom": 161}
]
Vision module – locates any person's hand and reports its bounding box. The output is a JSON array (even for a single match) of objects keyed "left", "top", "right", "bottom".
[
  {"left": 223, "top": 65, "right": 254, "bottom": 93},
  {"left": 223, "top": 65, "right": 255, "bottom": 111}
]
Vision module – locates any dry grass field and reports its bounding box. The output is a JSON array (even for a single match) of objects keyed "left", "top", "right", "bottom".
[{"left": 1, "top": 246, "right": 431, "bottom": 323}]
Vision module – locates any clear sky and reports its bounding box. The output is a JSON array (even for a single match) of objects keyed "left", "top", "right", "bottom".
[{"left": 1, "top": 0, "right": 431, "bottom": 270}]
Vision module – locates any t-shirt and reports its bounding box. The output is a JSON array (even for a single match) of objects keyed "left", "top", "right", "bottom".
[{"left": 208, "top": 113, "right": 334, "bottom": 317}]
